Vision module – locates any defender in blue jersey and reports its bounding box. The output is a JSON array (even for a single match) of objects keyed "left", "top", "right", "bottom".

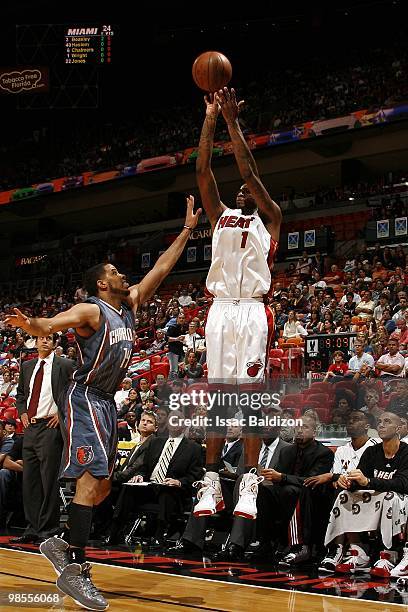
[{"left": 5, "top": 196, "right": 201, "bottom": 612}]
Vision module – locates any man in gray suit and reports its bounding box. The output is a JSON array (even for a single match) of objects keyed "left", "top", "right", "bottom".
[
  {"left": 168, "top": 419, "right": 290, "bottom": 558},
  {"left": 11, "top": 335, "right": 74, "bottom": 544}
]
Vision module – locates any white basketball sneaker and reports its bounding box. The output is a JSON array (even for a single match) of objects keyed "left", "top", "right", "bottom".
[
  {"left": 371, "top": 550, "right": 398, "bottom": 578},
  {"left": 193, "top": 472, "right": 225, "bottom": 517},
  {"left": 391, "top": 546, "right": 408, "bottom": 579},
  {"left": 335, "top": 545, "right": 371, "bottom": 574},
  {"left": 233, "top": 468, "right": 264, "bottom": 520}
]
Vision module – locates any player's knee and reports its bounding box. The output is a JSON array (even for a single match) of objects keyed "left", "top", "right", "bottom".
[{"left": 76, "top": 474, "right": 101, "bottom": 504}]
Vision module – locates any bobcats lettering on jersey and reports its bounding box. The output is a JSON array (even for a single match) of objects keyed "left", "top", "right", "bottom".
[
  {"left": 74, "top": 297, "right": 135, "bottom": 394},
  {"left": 109, "top": 327, "right": 135, "bottom": 345}
]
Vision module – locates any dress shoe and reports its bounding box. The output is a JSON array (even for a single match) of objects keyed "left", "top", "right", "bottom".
[
  {"left": 166, "top": 539, "right": 203, "bottom": 558},
  {"left": 247, "top": 541, "right": 275, "bottom": 562},
  {"left": 10, "top": 534, "right": 39, "bottom": 544},
  {"left": 212, "top": 543, "right": 245, "bottom": 562}
]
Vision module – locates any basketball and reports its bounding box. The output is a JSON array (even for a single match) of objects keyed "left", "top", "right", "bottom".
[{"left": 192, "top": 51, "right": 232, "bottom": 92}]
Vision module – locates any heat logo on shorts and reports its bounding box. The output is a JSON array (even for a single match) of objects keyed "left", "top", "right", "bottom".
[
  {"left": 246, "top": 360, "right": 263, "bottom": 377},
  {"left": 76, "top": 446, "right": 94, "bottom": 465}
]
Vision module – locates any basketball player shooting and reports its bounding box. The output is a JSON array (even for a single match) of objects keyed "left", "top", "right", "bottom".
[
  {"left": 5, "top": 196, "right": 201, "bottom": 612},
  {"left": 193, "top": 87, "right": 282, "bottom": 519}
]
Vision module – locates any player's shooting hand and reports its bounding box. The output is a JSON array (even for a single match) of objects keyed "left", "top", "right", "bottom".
[
  {"left": 215, "top": 87, "right": 244, "bottom": 124},
  {"left": 4, "top": 308, "right": 31, "bottom": 332},
  {"left": 204, "top": 92, "right": 220, "bottom": 119},
  {"left": 184, "top": 195, "right": 202, "bottom": 230},
  {"left": 46, "top": 413, "right": 59, "bottom": 429}
]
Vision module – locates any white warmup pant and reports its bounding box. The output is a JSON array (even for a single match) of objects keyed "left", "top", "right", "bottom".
[{"left": 205, "top": 298, "right": 274, "bottom": 382}]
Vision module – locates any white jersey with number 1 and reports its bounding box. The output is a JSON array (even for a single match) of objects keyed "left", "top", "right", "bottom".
[
  {"left": 206, "top": 207, "right": 277, "bottom": 299},
  {"left": 205, "top": 207, "right": 278, "bottom": 381}
]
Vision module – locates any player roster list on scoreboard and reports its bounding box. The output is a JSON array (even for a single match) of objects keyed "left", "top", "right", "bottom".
[{"left": 64, "top": 25, "right": 115, "bottom": 64}]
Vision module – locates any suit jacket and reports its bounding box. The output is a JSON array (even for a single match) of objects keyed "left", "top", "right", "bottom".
[
  {"left": 222, "top": 439, "right": 243, "bottom": 468},
  {"left": 236, "top": 438, "right": 291, "bottom": 475},
  {"left": 113, "top": 435, "right": 154, "bottom": 484},
  {"left": 137, "top": 436, "right": 203, "bottom": 491},
  {"left": 117, "top": 424, "right": 140, "bottom": 442},
  {"left": 275, "top": 440, "right": 334, "bottom": 487},
  {"left": 16, "top": 355, "right": 74, "bottom": 417}
]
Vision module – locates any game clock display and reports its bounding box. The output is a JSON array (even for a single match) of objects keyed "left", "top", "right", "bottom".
[
  {"left": 305, "top": 333, "right": 356, "bottom": 372},
  {"left": 64, "top": 25, "right": 115, "bottom": 64}
]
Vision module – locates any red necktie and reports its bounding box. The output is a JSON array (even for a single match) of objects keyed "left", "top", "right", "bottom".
[{"left": 27, "top": 360, "right": 45, "bottom": 419}]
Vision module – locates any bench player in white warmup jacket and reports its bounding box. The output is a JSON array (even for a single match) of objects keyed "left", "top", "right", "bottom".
[{"left": 193, "top": 87, "right": 282, "bottom": 519}]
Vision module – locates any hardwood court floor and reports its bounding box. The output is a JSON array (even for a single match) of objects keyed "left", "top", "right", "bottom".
[{"left": 0, "top": 548, "right": 406, "bottom": 612}]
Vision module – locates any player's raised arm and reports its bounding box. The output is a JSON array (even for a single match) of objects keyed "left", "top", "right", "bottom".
[
  {"left": 128, "top": 196, "right": 201, "bottom": 311},
  {"left": 4, "top": 302, "right": 101, "bottom": 337},
  {"left": 216, "top": 87, "right": 282, "bottom": 241},
  {"left": 196, "top": 93, "right": 226, "bottom": 229}
]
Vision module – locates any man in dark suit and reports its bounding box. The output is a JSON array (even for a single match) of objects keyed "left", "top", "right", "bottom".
[
  {"left": 170, "top": 422, "right": 290, "bottom": 557},
  {"left": 106, "top": 410, "right": 203, "bottom": 544},
  {"left": 117, "top": 410, "right": 139, "bottom": 442},
  {"left": 114, "top": 411, "right": 158, "bottom": 484},
  {"left": 220, "top": 425, "right": 243, "bottom": 470},
  {"left": 219, "top": 414, "right": 334, "bottom": 563},
  {"left": 97, "top": 410, "right": 158, "bottom": 542},
  {"left": 11, "top": 335, "right": 74, "bottom": 544}
]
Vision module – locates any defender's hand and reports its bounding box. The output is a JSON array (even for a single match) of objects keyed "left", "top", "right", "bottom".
[
  {"left": 215, "top": 87, "right": 244, "bottom": 124},
  {"left": 4, "top": 308, "right": 31, "bottom": 332},
  {"left": 184, "top": 195, "right": 202, "bottom": 230}
]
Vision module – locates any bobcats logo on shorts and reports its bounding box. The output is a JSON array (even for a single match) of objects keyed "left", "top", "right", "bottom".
[
  {"left": 246, "top": 360, "right": 263, "bottom": 377},
  {"left": 76, "top": 446, "right": 94, "bottom": 465}
]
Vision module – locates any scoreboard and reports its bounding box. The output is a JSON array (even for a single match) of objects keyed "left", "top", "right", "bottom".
[
  {"left": 304, "top": 333, "right": 356, "bottom": 372},
  {"left": 64, "top": 25, "right": 116, "bottom": 64}
]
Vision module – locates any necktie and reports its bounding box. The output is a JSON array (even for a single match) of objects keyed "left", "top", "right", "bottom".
[
  {"left": 27, "top": 360, "right": 45, "bottom": 420},
  {"left": 222, "top": 443, "right": 229, "bottom": 457},
  {"left": 293, "top": 448, "right": 304, "bottom": 475},
  {"left": 153, "top": 439, "right": 175, "bottom": 483},
  {"left": 260, "top": 447, "right": 269, "bottom": 468}
]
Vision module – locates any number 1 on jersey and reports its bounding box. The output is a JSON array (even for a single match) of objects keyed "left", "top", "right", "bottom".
[
  {"left": 120, "top": 347, "right": 132, "bottom": 369},
  {"left": 240, "top": 231, "right": 248, "bottom": 248}
]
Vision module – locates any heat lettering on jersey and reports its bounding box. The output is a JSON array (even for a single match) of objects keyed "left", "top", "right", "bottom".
[
  {"left": 109, "top": 327, "right": 135, "bottom": 345},
  {"left": 373, "top": 469, "right": 397, "bottom": 479},
  {"left": 217, "top": 215, "right": 255, "bottom": 230}
]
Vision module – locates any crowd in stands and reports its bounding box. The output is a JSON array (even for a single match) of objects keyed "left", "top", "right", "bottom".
[
  {"left": 0, "top": 40, "right": 407, "bottom": 191},
  {"left": 2, "top": 242, "right": 408, "bottom": 576}
]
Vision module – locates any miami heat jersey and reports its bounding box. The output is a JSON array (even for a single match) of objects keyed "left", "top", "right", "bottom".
[
  {"left": 206, "top": 207, "right": 277, "bottom": 298},
  {"left": 73, "top": 297, "right": 135, "bottom": 394}
]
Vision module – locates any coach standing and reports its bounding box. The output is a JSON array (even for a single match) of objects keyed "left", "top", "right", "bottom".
[{"left": 11, "top": 334, "right": 74, "bottom": 544}]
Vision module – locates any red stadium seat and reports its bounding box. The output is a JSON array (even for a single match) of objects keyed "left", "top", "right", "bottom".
[
  {"left": 151, "top": 363, "right": 170, "bottom": 378},
  {"left": 2, "top": 407, "right": 18, "bottom": 420},
  {"left": 306, "top": 382, "right": 334, "bottom": 395},
  {"left": 186, "top": 382, "right": 209, "bottom": 395},
  {"left": 302, "top": 393, "right": 331, "bottom": 407},
  {"left": 150, "top": 355, "right": 161, "bottom": 364},
  {"left": 334, "top": 380, "right": 358, "bottom": 394}
]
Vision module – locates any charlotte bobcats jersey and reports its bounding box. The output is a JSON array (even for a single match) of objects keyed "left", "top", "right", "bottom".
[
  {"left": 332, "top": 438, "right": 380, "bottom": 474},
  {"left": 206, "top": 207, "right": 278, "bottom": 298},
  {"left": 73, "top": 297, "right": 135, "bottom": 394}
]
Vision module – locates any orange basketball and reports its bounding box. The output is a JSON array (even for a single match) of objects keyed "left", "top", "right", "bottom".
[{"left": 192, "top": 51, "right": 232, "bottom": 93}]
